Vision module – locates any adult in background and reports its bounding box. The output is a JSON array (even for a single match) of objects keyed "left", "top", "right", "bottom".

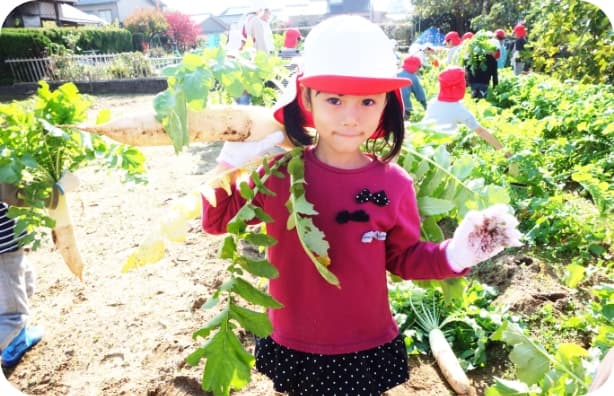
[
  {"left": 422, "top": 66, "right": 506, "bottom": 152},
  {"left": 397, "top": 55, "right": 427, "bottom": 120},
  {"left": 243, "top": 7, "right": 274, "bottom": 54},
  {"left": 511, "top": 23, "right": 528, "bottom": 75}
]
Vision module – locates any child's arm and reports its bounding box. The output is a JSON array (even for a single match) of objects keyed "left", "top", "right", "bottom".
[
  {"left": 201, "top": 132, "right": 285, "bottom": 234},
  {"left": 474, "top": 125, "right": 505, "bottom": 151}
]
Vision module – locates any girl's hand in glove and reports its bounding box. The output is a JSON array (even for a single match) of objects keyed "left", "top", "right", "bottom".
[
  {"left": 216, "top": 131, "right": 285, "bottom": 168},
  {"left": 446, "top": 204, "right": 523, "bottom": 272}
]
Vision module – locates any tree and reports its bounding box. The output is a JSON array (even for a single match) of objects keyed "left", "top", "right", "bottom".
[
  {"left": 411, "top": 0, "right": 491, "bottom": 33},
  {"left": 163, "top": 12, "right": 200, "bottom": 52},
  {"left": 525, "top": 0, "right": 613, "bottom": 85},
  {"left": 124, "top": 8, "right": 169, "bottom": 46},
  {"left": 470, "top": 1, "right": 532, "bottom": 32}
]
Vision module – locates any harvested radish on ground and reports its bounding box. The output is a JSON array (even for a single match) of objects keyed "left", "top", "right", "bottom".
[{"left": 410, "top": 292, "right": 477, "bottom": 396}]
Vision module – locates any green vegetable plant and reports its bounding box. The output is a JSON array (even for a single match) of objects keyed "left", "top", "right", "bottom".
[
  {"left": 0, "top": 81, "right": 146, "bottom": 248},
  {"left": 487, "top": 320, "right": 597, "bottom": 396},
  {"left": 459, "top": 30, "right": 499, "bottom": 75}
]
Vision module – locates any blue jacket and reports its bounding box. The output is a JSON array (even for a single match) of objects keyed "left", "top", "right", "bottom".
[{"left": 397, "top": 69, "right": 427, "bottom": 113}]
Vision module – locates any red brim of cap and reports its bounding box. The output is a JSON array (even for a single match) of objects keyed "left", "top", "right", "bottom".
[{"left": 299, "top": 75, "right": 411, "bottom": 95}]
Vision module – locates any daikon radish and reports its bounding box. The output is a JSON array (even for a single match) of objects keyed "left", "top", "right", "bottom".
[
  {"left": 77, "top": 105, "right": 289, "bottom": 146},
  {"left": 410, "top": 293, "right": 476, "bottom": 396},
  {"left": 46, "top": 193, "right": 84, "bottom": 280},
  {"left": 429, "top": 328, "right": 476, "bottom": 395}
]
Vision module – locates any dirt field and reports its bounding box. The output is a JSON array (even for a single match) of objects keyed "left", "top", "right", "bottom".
[{"left": 2, "top": 94, "right": 568, "bottom": 396}]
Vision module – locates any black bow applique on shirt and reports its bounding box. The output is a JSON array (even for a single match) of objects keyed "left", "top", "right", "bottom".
[
  {"left": 336, "top": 209, "right": 370, "bottom": 224},
  {"left": 355, "top": 188, "right": 390, "bottom": 206}
]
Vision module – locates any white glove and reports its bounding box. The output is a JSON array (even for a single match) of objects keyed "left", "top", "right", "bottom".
[
  {"left": 216, "top": 131, "right": 285, "bottom": 168},
  {"left": 56, "top": 171, "right": 80, "bottom": 194},
  {"left": 446, "top": 204, "right": 523, "bottom": 272}
]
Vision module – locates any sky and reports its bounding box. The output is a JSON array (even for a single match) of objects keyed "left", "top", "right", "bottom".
[{"left": 160, "top": 0, "right": 411, "bottom": 17}]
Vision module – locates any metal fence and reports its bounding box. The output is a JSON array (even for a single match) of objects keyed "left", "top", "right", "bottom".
[{"left": 4, "top": 53, "right": 182, "bottom": 83}]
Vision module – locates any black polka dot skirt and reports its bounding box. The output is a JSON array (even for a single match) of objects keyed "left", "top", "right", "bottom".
[{"left": 254, "top": 335, "right": 409, "bottom": 396}]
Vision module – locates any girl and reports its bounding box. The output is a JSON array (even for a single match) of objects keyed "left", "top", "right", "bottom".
[{"left": 202, "top": 15, "right": 521, "bottom": 396}]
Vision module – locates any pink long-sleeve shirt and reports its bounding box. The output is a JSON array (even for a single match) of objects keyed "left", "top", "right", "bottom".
[{"left": 202, "top": 148, "right": 465, "bottom": 355}]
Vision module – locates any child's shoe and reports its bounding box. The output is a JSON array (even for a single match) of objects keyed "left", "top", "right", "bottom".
[{"left": 1, "top": 327, "right": 43, "bottom": 367}]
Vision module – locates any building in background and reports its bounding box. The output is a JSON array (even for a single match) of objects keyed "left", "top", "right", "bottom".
[
  {"left": 2, "top": 0, "right": 106, "bottom": 27},
  {"left": 74, "top": 0, "right": 166, "bottom": 25}
]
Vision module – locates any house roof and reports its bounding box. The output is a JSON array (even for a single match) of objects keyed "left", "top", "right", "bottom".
[
  {"left": 75, "top": 0, "right": 118, "bottom": 5},
  {"left": 199, "top": 15, "right": 228, "bottom": 34},
  {"left": 60, "top": 3, "right": 107, "bottom": 25}
]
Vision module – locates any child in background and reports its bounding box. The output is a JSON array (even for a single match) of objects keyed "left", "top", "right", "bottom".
[
  {"left": 512, "top": 23, "right": 529, "bottom": 75},
  {"left": 443, "top": 30, "right": 462, "bottom": 65},
  {"left": 422, "top": 66, "right": 507, "bottom": 152},
  {"left": 397, "top": 55, "right": 427, "bottom": 120},
  {"left": 279, "top": 28, "right": 302, "bottom": 58},
  {"left": 202, "top": 15, "right": 521, "bottom": 395},
  {"left": 465, "top": 39, "right": 499, "bottom": 99},
  {"left": 494, "top": 29, "right": 508, "bottom": 69}
]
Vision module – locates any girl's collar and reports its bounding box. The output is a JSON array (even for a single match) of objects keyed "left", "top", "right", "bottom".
[{"left": 304, "top": 146, "right": 379, "bottom": 173}]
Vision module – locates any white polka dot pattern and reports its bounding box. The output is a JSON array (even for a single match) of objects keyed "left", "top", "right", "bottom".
[{"left": 255, "top": 335, "right": 409, "bottom": 395}]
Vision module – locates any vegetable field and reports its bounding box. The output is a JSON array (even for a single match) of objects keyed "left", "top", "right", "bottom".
[
  {"left": 1, "top": 49, "right": 612, "bottom": 395},
  {"left": 1, "top": 95, "right": 474, "bottom": 396}
]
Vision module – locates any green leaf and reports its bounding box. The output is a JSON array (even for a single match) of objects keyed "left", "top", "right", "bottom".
[
  {"left": 244, "top": 232, "right": 277, "bottom": 247},
  {"left": 493, "top": 321, "right": 550, "bottom": 386},
  {"left": 299, "top": 217, "right": 329, "bottom": 257},
  {"left": 237, "top": 257, "right": 279, "bottom": 279},
  {"left": 192, "top": 308, "right": 229, "bottom": 340},
  {"left": 421, "top": 216, "right": 444, "bottom": 242},
  {"left": 95, "top": 109, "right": 111, "bottom": 125},
  {"left": 485, "top": 377, "right": 531, "bottom": 396},
  {"left": 563, "top": 263, "right": 585, "bottom": 288},
  {"left": 238, "top": 181, "right": 254, "bottom": 200},
  {"left": 199, "top": 327, "right": 254, "bottom": 396},
  {"left": 417, "top": 196, "right": 455, "bottom": 216},
  {"left": 228, "top": 303, "right": 272, "bottom": 337},
  {"left": 293, "top": 195, "right": 319, "bottom": 216},
  {"left": 232, "top": 277, "right": 283, "bottom": 309},
  {"left": 219, "top": 236, "right": 237, "bottom": 260}
]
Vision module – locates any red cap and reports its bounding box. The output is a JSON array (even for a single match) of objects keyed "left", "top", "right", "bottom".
[
  {"left": 402, "top": 55, "right": 421, "bottom": 73},
  {"left": 437, "top": 67, "right": 466, "bottom": 102},
  {"left": 513, "top": 24, "right": 527, "bottom": 38},
  {"left": 495, "top": 29, "right": 505, "bottom": 39},
  {"left": 444, "top": 31, "right": 461, "bottom": 46},
  {"left": 462, "top": 32, "right": 474, "bottom": 41}
]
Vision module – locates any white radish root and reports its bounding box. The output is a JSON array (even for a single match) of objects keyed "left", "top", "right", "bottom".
[
  {"left": 429, "top": 328, "right": 476, "bottom": 395},
  {"left": 77, "top": 105, "right": 290, "bottom": 147},
  {"left": 47, "top": 193, "right": 84, "bottom": 280}
]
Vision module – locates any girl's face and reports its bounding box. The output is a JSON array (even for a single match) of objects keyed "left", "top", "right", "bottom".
[{"left": 302, "top": 87, "right": 387, "bottom": 167}]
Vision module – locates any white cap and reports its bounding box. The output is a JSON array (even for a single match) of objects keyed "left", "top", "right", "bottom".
[{"left": 299, "top": 15, "right": 409, "bottom": 95}]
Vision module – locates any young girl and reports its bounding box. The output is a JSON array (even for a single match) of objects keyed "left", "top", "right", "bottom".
[{"left": 202, "top": 15, "right": 521, "bottom": 395}]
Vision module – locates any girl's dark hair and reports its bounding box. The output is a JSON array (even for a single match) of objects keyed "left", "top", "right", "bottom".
[
  {"left": 283, "top": 89, "right": 405, "bottom": 162},
  {"left": 366, "top": 91, "right": 405, "bottom": 162},
  {"left": 283, "top": 95, "right": 314, "bottom": 146}
]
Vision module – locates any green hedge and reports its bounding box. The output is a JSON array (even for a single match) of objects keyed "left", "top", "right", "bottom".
[{"left": 0, "top": 27, "right": 132, "bottom": 58}]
